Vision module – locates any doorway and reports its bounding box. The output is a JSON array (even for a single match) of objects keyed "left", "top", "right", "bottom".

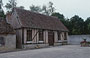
[{"left": 48, "top": 31, "right": 54, "bottom": 46}]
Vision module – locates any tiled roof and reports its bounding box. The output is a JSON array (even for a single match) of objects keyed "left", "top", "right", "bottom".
[
  {"left": 0, "top": 18, "right": 15, "bottom": 34},
  {"left": 12, "top": 8, "right": 69, "bottom": 31}
]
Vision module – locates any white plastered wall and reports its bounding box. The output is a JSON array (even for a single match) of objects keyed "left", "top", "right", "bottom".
[
  {"left": 54, "top": 31, "right": 58, "bottom": 43},
  {"left": 43, "top": 30, "right": 48, "bottom": 44}
]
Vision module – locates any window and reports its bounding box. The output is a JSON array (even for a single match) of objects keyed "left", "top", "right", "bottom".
[
  {"left": 27, "top": 30, "right": 32, "bottom": 41},
  {"left": 39, "top": 30, "right": 43, "bottom": 41},
  {"left": 58, "top": 32, "right": 61, "bottom": 40},
  {"left": 0, "top": 37, "right": 5, "bottom": 46}
]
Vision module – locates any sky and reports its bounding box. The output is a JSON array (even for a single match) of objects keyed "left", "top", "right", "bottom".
[{"left": 3, "top": 0, "right": 90, "bottom": 19}]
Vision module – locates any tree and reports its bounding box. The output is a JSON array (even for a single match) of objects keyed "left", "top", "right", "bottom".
[
  {"left": 84, "top": 17, "right": 90, "bottom": 34},
  {"left": 19, "top": 6, "right": 24, "bottom": 9},
  {"left": 51, "top": 12, "right": 64, "bottom": 19},
  {"left": 42, "top": 1, "right": 55, "bottom": 16},
  {"left": 29, "top": 1, "right": 55, "bottom": 16},
  {"left": 0, "top": 10, "right": 5, "bottom": 18},
  {"left": 48, "top": 2, "right": 55, "bottom": 15},
  {"left": 0, "top": 0, "right": 3, "bottom": 7},
  {"left": 0, "top": 0, "right": 5, "bottom": 18},
  {"left": 51, "top": 12, "right": 66, "bottom": 24},
  {"left": 51, "top": 12, "right": 71, "bottom": 34},
  {"left": 5, "top": 0, "right": 17, "bottom": 11},
  {"left": 70, "top": 15, "right": 84, "bottom": 35},
  {"left": 30, "top": 4, "right": 42, "bottom": 13},
  {"left": 88, "top": 23, "right": 90, "bottom": 31},
  {"left": 42, "top": 5, "right": 49, "bottom": 15}
]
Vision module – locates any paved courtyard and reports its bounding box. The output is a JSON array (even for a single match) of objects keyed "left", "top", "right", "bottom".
[{"left": 0, "top": 45, "right": 90, "bottom": 58}]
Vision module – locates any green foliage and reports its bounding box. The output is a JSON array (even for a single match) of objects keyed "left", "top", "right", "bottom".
[
  {"left": 70, "top": 15, "right": 84, "bottom": 34},
  {"left": 5, "top": 0, "right": 17, "bottom": 11},
  {"left": 48, "top": 1, "right": 55, "bottom": 15},
  {"left": 42, "top": 5, "right": 49, "bottom": 15},
  {"left": 19, "top": 6, "right": 24, "bottom": 9},
  {"left": 30, "top": 5, "right": 42, "bottom": 13},
  {"left": 51, "top": 12, "right": 69, "bottom": 29},
  {"left": 51, "top": 13, "right": 87, "bottom": 35},
  {"left": 0, "top": 10, "right": 5, "bottom": 18},
  {"left": 51, "top": 12, "right": 66, "bottom": 25},
  {"left": 51, "top": 12, "right": 64, "bottom": 19},
  {"left": 0, "top": 0, "right": 5, "bottom": 18},
  {"left": 29, "top": 1, "right": 55, "bottom": 16},
  {"left": 84, "top": 17, "right": 90, "bottom": 34},
  {"left": 88, "top": 23, "right": 90, "bottom": 30}
]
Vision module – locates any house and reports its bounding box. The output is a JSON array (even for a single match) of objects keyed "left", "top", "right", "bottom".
[
  {"left": 6, "top": 8, "right": 69, "bottom": 49},
  {"left": 0, "top": 17, "right": 16, "bottom": 51}
]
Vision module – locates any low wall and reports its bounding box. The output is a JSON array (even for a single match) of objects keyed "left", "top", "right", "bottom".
[
  {"left": 0, "top": 34, "right": 16, "bottom": 51},
  {"left": 68, "top": 35, "right": 90, "bottom": 45}
]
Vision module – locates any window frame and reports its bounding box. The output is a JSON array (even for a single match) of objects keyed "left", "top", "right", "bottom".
[
  {"left": 58, "top": 31, "right": 61, "bottom": 40},
  {"left": 39, "top": 30, "right": 44, "bottom": 42},
  {"left": 64, "top": 32, "right": 67, "bottom": 40},
  {"left": 27, "top": 30, "right": 32, "bottom": 41}
]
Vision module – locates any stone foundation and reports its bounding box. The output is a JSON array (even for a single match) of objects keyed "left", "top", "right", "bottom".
[
  {"left": 54, "top": 43, "right": 62, "bottom": 46},
  {"left": 0, "top": 46, "right": 16, "bottom": 52},
  {"left": 23, "top": 44, "right": 49, "bottom": 49}
]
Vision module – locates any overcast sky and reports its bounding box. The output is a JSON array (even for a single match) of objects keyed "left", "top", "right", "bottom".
[{"left": 3, "top": 0, "right": 90, "bottom": 19}]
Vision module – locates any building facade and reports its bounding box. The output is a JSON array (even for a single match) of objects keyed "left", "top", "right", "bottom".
[
  {"left": 6, "top": 8, "right": 69, "bottom": 49},
  {"left": 0, "top": 18, "right": 16, "bottom": 51}
]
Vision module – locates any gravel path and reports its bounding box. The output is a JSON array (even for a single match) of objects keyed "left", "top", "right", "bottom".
[{"left": 0, "top": 45, "right": 90, "bottom": 58}]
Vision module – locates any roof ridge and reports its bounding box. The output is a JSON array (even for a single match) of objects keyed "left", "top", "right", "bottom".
[
  {"left": 13, "top": 7, "right": 69, "bottom": 31},
  {"left": 14, "top": 8, "right": 23, "bottom": 28},
  {"left": 14, "top": 7, "right": 58, "bottom": 19}
]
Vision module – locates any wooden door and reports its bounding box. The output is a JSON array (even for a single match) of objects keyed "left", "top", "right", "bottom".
[
  {"left": 16, "top": 30, "right": 22, "bottom": 49},
  {"left": 48, "top": 31, "right": 54, "bottom": 46}
]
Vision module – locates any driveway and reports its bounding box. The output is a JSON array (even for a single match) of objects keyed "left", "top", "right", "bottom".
[{"left": 0, "top": 45, "right": 90, "bottom": 58}]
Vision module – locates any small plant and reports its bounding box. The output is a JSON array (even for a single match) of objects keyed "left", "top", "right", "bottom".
[{"left": 80, "top": 38, "right": 90, "bottom": 47}]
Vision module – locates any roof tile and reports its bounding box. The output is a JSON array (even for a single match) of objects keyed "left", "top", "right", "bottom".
[{"left": 13, "top": 8, "right": 69, "bottom": 31}]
